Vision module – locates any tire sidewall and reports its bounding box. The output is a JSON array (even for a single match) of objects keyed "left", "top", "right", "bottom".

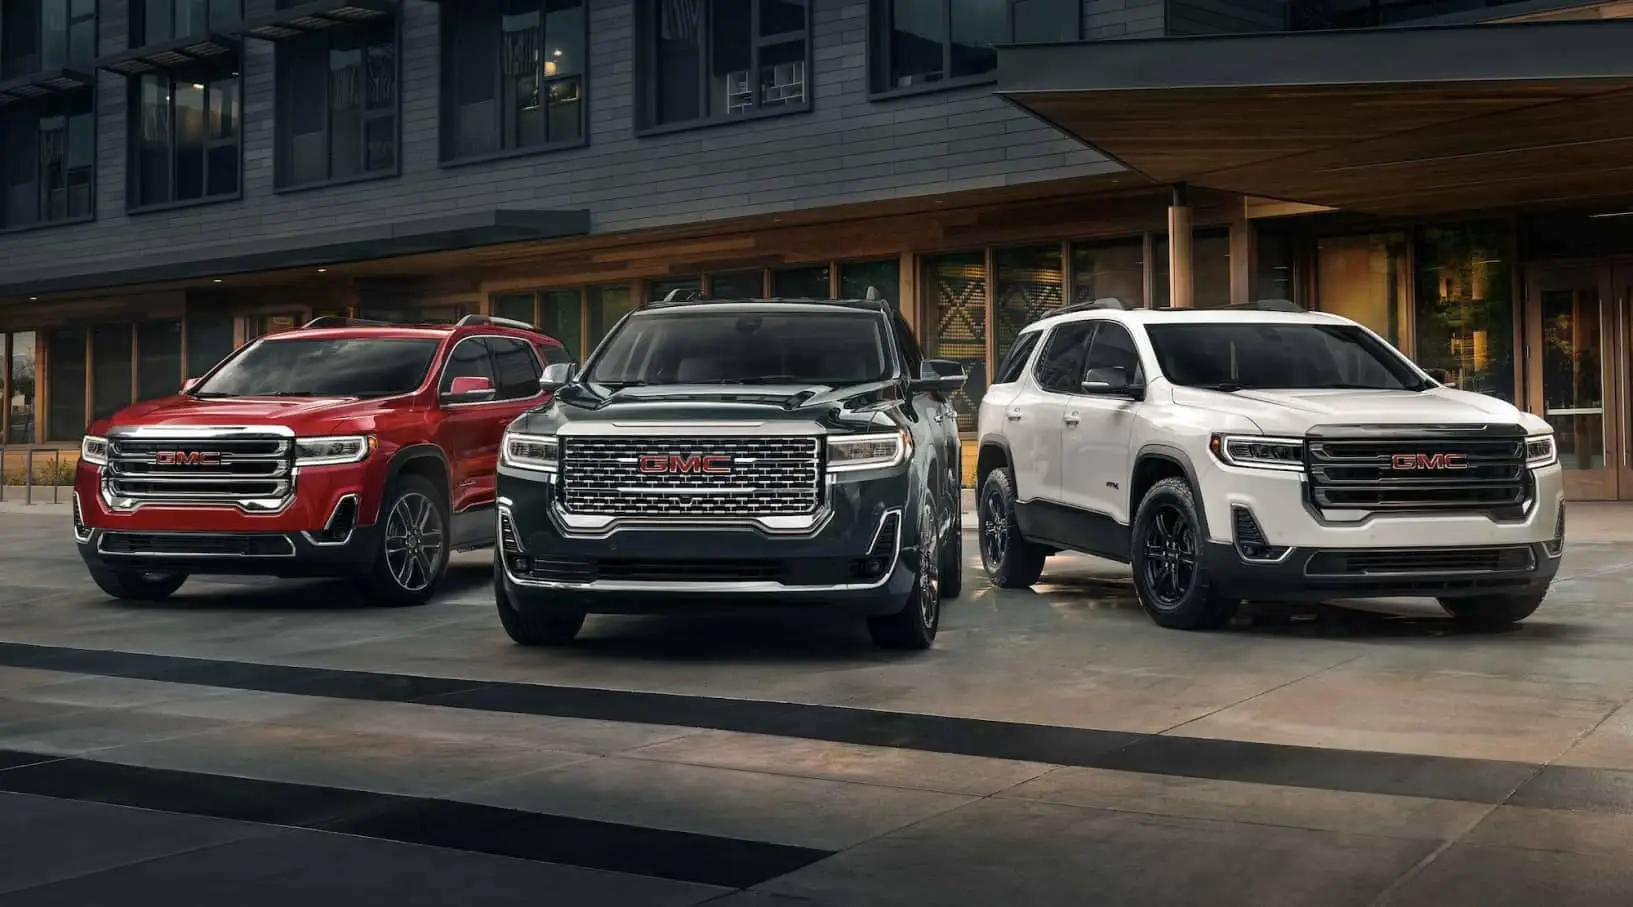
[
  {"left": 374, "top": 476, "right": 450, "bottom": 601},
  {"left": 1130, "top": 479, "right": 1212, "bottom": 623},
  {"left": 978, "top": 469, "right": 1014, "bottom": 579}
]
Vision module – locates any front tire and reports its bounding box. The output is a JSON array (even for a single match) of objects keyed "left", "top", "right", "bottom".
[
  {"left": 356, "top": 476, "right": 449, "bottom": 607},
  {"left": 87, "top": 565, "right": 187, "bottom": 602},
  {"left": 868, "top": 497, "right": 941, "bottom": 651},
  {"left": 494, "top": 562, "right": 585, "bottom": 646},
  {"left": 978, "top": 467, "right": 1047, "bottom": 589},
  {"left": 1130, "top": 477, "right": 1237, "bottom": 631},
  {"left": 940, "top": 486, "right": 964, "bottom": 600},
  {"left": 1439, "top": 592, "right": 1546, "bottom": 629}
]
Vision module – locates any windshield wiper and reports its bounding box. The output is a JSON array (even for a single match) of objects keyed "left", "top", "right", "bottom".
[{"left": 1190, "top": 382, "right": 1243, "bottom": 392}]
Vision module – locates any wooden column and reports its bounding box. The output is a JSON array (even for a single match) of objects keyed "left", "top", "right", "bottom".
[
  {"left": 1228, "top": 197, "right": 1254, "bottom": 305},
  {"left": 1167, "top": 183, "right": 1194, "bottom": 309}
]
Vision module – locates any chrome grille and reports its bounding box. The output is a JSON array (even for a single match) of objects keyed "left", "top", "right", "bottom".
[
  {"left": 560, "top": 435, "right": 822, "bottom": 517},
  {"left": 1306, "top": 431, "right": 1528, "bottom": 512},
  {"left": 104, "top": 433, "right": 293, "bottom": 505}
]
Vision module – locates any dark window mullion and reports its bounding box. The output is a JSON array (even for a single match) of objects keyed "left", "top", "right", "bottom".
[
  {"left": 493, "top": 4, "right": 507, "bottom": 151},
  {"left": 167, "top": 73, "right": 179, "bottom": 205},
  {"left": 942, "top": 0, "right": 953, "bottom": 79},
  {"left": 696, "top": 0, "right": 710, "bottom": 118},
  {"left": 747, "top": 0, "right": 762, "bottom": 108}
]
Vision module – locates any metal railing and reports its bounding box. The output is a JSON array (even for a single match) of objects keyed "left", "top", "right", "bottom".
[{"left": 0, "top": 445, "right": 74, "bottom": 505}]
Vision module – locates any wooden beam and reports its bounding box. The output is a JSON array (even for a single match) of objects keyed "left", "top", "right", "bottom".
[{"left": 1168, "top": 185, "right": 1195, "bottom": 309}]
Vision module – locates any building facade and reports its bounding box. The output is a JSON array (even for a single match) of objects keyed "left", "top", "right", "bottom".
[{"left": 4, "top": 0, "right": 1633, "bottom": 499}]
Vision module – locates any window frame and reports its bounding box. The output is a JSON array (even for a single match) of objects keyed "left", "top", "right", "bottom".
[
  {"left": 1032, "top": 319, "right": 1095, "bottom": 395},
  {"left": 0, "top": 86, "right": 97, "bottom": 234},
  {"left": 130, "top": 0, "right": 243, "bottom": 49},
  {"left": 634, "top": 0, "right": 814, "bottom": 136},
  {"left": 1079, "top": 320, "right": 1144, "bottom": 388},
  {"left": 437, "top": 0, "right": 590, "bottom": 168},
  {"left": 866, "top": 0, "right": 1079, "bottom": 100},
  {"left": 125, "top": 65, "right": 244, "bottom": 214},
  {"left": 273, "top": 15, "right": 403, "bottom": 193}
]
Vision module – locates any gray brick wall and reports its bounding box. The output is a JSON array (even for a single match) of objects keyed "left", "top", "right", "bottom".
[{"left": 0, "top": 0, "right": 1123, "bottom": 284}]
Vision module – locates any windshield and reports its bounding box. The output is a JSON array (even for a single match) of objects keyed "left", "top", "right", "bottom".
[
  {"left": 586, "top": 310, "right": 893, "bottom": 386},
  {"left": 192, "top": 337, "right": 441, "bottom": 398},
  {"left": 1146, "top": 322, "right": 1427, "bottom": 391}
]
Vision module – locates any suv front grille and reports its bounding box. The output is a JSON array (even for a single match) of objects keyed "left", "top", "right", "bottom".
[
  {"left": 560, "top": 436, "right": 822, "bottom": 517},
  {"left": 104, "top": 434, "right": 293, "bottom": 506},
  {"left": 1306, "top": 431, "right": 1528, "bottom": 513}
]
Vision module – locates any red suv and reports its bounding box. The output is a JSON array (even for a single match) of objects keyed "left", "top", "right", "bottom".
[{"left": 72, "top": 315, "right": 570, "bottom": 606}]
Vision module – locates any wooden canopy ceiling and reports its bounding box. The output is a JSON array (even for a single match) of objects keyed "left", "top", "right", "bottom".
[{"left": 997, "top": 20, "right": 1633, "bottom": 216}]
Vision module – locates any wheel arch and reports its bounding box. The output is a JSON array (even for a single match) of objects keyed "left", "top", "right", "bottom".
[
  {"left": 1129, "top": 444, "right": 1210, "bottom": 540},
  {"left": 975, "top": 436, "right": 1011, "bottom": 494},
  {"left": 384, "top": 445, "right": 452, "bottom": 518}
]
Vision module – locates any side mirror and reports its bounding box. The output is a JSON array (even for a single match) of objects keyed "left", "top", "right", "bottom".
[
  {"left": 539, "top": 362, "right": 577, "bottom": 393},
  {"left": 1081, "top": 367, "right": 1144, "bottom": 398},
  {"left": 910, "top": 359, "right": 966, "bottom": 395},
  {"left": 443, "top": 375, "right": 496, "bottom": 403}
]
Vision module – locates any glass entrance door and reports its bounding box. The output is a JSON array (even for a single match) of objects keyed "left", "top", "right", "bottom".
[{"left": 1524, "top": 264, "right": 1620, "bottom": 500}]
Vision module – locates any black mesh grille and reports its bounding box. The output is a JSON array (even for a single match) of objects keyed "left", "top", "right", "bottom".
[
  {"left": 98, "top": 532, "right": 294, "bottom": 557},
  {"left": 1305, "top": 547, "right": 1535, "bottom": 577}
]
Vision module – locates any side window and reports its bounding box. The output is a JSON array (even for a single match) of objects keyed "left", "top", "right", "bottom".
[
  {"left": 892, "top": 314, "right": 924, "bottom": 375},
  {"left": 994, "top": 331, "right": 1042, "bottom": 385},
  {"left": 440, "top": 337, "right": 495, "bottom": 394},
  {"left": 1082, "top": 323, "right": 1143, "bottom": 385},
  {"left": 1033, "top": 322, "right": 1096, "bottom": 394},
  {"left": 489, "top": 338, "right": 543, "bottom": 400}
]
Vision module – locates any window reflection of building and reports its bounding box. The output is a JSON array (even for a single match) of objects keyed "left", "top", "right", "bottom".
[
  {"left": 1315, "top": 233, "right": 1409, "bottom": 349},
  {"left": 1412, "top": 222, "right": 1516, "bottom": 404},
  {"left": 6, "top": 332, "right": 37, "bottom": 444}
]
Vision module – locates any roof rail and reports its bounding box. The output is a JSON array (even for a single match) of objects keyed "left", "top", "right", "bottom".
[
  {"left": 663, "top": 288, "right": 704, "bottom": 303},
  {"left": 456, "top": 313, "right": 538, "bottom": 331},
  {"left": 1200, "top": 299, "right": 1305, "bottom": 313},
  {"left": 302, "top": 316, "right": 396, "bottom": 329},
  {"left": 1047, "top": 296, "right": 1128, "bottom": 319}
]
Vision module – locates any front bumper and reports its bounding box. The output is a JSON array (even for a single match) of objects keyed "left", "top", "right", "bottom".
[
  {"left": 1200, "top": 540, "right": 1560, "bottom": 601},
  {"left": 495, "top": 465, "right": 920, "bottom": 616}
]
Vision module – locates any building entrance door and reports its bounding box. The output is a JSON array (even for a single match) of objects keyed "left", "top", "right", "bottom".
[{"left": 1523, "top": 263, "right": 1633, "bottom": 500}]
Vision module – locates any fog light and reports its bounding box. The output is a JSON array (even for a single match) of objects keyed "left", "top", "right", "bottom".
[{"left": 511, "top": 555, "right": 532, "bottom": 573}]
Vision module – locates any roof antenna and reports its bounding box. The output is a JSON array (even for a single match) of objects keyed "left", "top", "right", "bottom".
[{"left": 865, "top": 286, "right": 880, "bottom": 301}]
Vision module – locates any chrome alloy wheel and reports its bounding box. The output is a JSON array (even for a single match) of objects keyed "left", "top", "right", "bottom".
[
  {"left": 383, "top": 492, "right": 444, "bottom": 593},
  {"left": 918, "top": 500, "right": 941, "bottom": 629}
]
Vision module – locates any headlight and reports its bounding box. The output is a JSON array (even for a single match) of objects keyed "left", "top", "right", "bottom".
[
  {"left": 503, "top": 433, "right": 559, "bottom": 472},
  {"left": 1210, "top": 433, "right": 1305, "bottom": 472},
  {"left": 80, "top": 435, "right": 109, "bottom": 466},
  {"left": 294, "top": 435, "right": 373, "bottom": 466},
  {"left": 828, "top": 430, "right": 910, "bottom": 473},
  {"left": 1526, "top": 434, "right": 1557, "bottom": 468}
]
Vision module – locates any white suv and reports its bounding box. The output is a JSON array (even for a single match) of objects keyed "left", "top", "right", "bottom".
[{"left": 975, "top": 300, "right": 1565, "bottom": 631}]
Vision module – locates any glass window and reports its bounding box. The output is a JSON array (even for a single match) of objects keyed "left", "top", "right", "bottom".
[
  {"left": 493, "top": 294, "right": 535, "bottom": 324},
  {"left": 1146, "top": 322, "right": 1425, "bottom": 391},
  {"left": 995, "top": 244, "right": 1063, "bottom": 365},
  {"left": 1153, "top": 228, "right": 1231, "bottom": 308},
  {"left": 246, "top": 313, "right": 301, "bottom": 340},
  {"left": 276, "top": 21, "right": 396, "bottom": 188},
  {"left": 135, "top": 0, "right": 239, "bottom": 45},
  {"left": 185, "top": 313, "right": 234, "bottom": 378},
  {"left": 414, "top": 303, "right": 475, "bottom": 324},
  {"left": 587, "top": 285, "right": 632, "bottom": 347},
  {"left": 91, "top": 323, "right": 134, "bottom": 421},
  {"left": 197, "top": 336, "right": 440, "bottom": 398},
  {"left": 1034, "top": 322, "right": 1092, "bottom": 394},
  {"left": 136, "top": 320, "right": 183, "bottom": 402},
  {"left": 1315, "top": 233, "right": 1409, "bottom": 349},
  {"left": 2, "top": 0, "right": 42, "bottom": 78},
  {"left": 587, "top": 310, "right": 891, "bottom": 386},
  {"left": 488, "top": 337, "right": 542, "bottom": 399},
  {"left": 873, "top": 0, "right": 1075, "bottom": 92},
  {"left": 1413, "top": 222, "right": 1516, "bottom": 403},
  {"left": 771, "top": 266, "right": 828, "bottom": 298},
  {"left": 539, "top": 289, "right": 581, "bottom": 359},
  {"left": 840, "top": 259, "right": 900, "bottom": 305},
  {"left": 442, "top": 0, "right": 584, "bottom": 161},
  {"left": 440, "top": 337, "right": 497, "bottom": 394},
  {"left": 994, "top": 328, "right": 1040, "bottom": 386},
  {"left": 31, "top": 0, "right": 97, "bottom": 73},
  {"left": 648, "top": 276, "right": 702, "bottom": 302},
  {"left": 0, "top": 90, "right": 95, "bottom": 229},
  {"left": 7, "top": 332, "right": 37, "bottom": 444},
  {"left": 131, "top": 69, "right": 240, "bottom": 208},
  {"left": 922, "top": 251, "right": 987, "bottom": 430},
  {"left": 1083, "top": 322, "right": 1141, "bottom": 385},
  {"left": 710, "top": 271, "right": 765, "bottom": 299},
  {"left": 1071, "top": 237, "right": 1144, "bottom": 308},
  {"left": 46, "top": 327, "right": 85, "bottom": 441},
  {"left": 645, "top": 0, "right": 808, "bottom": 128}
]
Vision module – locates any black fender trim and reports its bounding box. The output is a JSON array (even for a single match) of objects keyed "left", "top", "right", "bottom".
[
  {"left": 383, "top": 445, "right": 452, "bottom": 518},
  {"left": 975, "top": 436, "right": 1013, "bottom": 490},
  {"left": 1131, "top": 443, "right": 1211, "bottom": 541}
]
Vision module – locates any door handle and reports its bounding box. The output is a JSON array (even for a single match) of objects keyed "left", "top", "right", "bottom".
[
  {"left": 1005, "top": 408, "right": 1023, "bottom": 422},
  {"left": 1063, "top": 412, "right": 1081, "bottom": 427}
]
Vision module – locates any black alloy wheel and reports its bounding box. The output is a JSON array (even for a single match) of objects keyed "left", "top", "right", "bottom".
[
  {"left": 977, "top": 467, "right": 1046, "bottom": 589},
  {"left": 1130, "top": 477, "right": 1237, "bottom": 630},
  {"left": 1141, "top": 504, "right": 1197, "bottom": 609}
]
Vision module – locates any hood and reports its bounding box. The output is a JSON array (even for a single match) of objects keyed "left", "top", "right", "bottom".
[
  {"left": 1167, "top": 385, "right": 1547, "bottom": 435},
  {"left": 94, "top": 394, "right": 411, "bottom": 435},
  {"left": 514, "top": 380, "right": 906, "bottom": 435}
]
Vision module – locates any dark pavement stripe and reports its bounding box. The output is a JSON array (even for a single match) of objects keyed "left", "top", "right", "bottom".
[
  {"left": 0, "top": 640, "right": 1609, "bottom": 809},
  {"left": 0, "top": 753, "right": 828, "bottom": 889}
]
